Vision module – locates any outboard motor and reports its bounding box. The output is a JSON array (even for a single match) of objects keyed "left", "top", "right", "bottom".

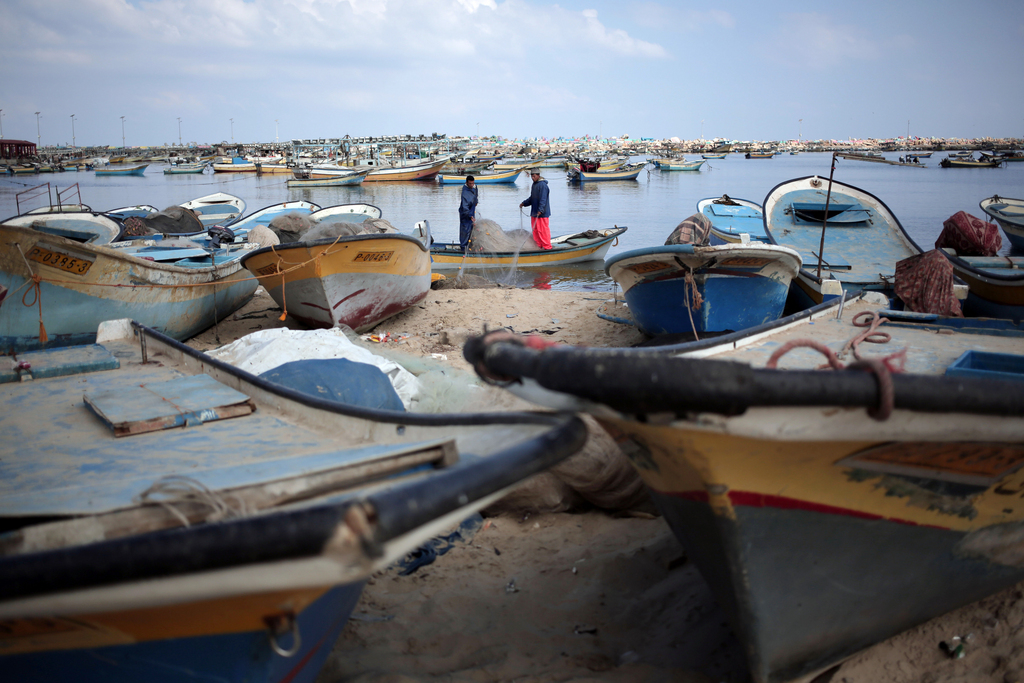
[{"left": 207, "top": 225, "right": 235, "bottom": 248}]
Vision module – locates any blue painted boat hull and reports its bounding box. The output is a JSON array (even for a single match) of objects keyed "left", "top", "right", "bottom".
[
  {"left": 3, "top": 583, "right": 363, "bottom": 683},
  {"left": 605, "top": 244, "right": 802, "bottom": 336}
]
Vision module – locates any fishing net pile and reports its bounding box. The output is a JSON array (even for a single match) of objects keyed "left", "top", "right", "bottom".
[
  {"left": 268, "top": 213, "right": 398, "bottom": 244},
  {"left": 468, "top": 218, "right": 538, "bottom": 253},
  {"left": 665, "top": 213, "right": 711, "bottom": 246},
  {"left": 121, "top": 206, "right": 203, "bottom": 237}
]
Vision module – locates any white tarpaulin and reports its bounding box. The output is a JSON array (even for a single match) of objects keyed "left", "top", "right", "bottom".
[{"left": 207, "top": 328, "right": 422, "bottom": 409}]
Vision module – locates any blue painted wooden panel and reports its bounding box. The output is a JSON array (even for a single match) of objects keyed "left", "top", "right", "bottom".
[{"left": 0, "top": 345, "right": 119, "bottom": 384}]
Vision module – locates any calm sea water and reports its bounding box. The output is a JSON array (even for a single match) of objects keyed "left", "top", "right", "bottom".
[{"left": 2, "top": 153, "right": 1020, "bottom": 291}]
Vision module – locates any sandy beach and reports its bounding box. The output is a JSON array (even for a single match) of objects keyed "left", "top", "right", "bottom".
[{"left": 188, "top": 285, "right": 1022, "bottom": 683}]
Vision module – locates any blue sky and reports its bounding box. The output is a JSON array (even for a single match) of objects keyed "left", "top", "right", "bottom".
[{"left": 2, "top": 0, "right": 1022, "bottom": 147}]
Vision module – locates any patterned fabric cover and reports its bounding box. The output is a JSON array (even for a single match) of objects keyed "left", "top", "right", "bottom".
[
  {"left": 935, "top": 211, "right": 1002, "bottom": 257},
  {"left": 895, "top": 249, "right": 963, "bottom": 317}
]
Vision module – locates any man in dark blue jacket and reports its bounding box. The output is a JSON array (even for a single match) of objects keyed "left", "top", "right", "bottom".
[
  {"left": 458, "top": 175, "right": 478, "bottom": 252},
  {"left": 519, "top": 170, "right": 552, "bottom": 249}
]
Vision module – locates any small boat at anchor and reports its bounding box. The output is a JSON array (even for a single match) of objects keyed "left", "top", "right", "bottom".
[
  {"left": 163, "top": 162, "right": 208, "bottom": 174},
  {"left": 179, "top": 192, "right": 247, "bottom": 227},
  {"left": 697, "top": 195, "right": 769, "bottom": 244},
  {"left": 429, "top": 227, "right": 627, "bottom": 270},
  {"left": 980, "top": 195, "right": 1024, "bottom": 250},
  {"left": 567, "top": 162, "right": 646, "bottom": 182},
  {"left": 437, "top": 168, "right": 523, "bottom": 184},
  {"left": 95, "top": 164, "right": 148, "bottom": 177},
  {"left": 287, "top": 169, "right": 370, "bottom": 188}
]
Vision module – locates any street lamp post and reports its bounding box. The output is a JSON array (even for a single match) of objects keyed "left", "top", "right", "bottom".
[
  {"left": 230, "top": 118, "right": 234, "bottom": 143},
  {"left": 1, "top": 110, "right": 5, "bottom": 140},
  {"left": 35, "top": 112, "right": 41, "bottom": 147},
  {"left": 275, "top": 119, "right": 279, "bottom": 143},
  {"left": 701, "top": 119, "right": 704, "bottom": 140},
  {"left": 177, "top": 117, "right": 182, "bottom": 146},
  {"left": 71, "top": 114, "right": 76, "bottom": 148},
  {"left": 799, "top": 119, "right": 803, "bottom": 139},
  {"left": 120, "top": 116, "right": 126, "bottom": 149}
]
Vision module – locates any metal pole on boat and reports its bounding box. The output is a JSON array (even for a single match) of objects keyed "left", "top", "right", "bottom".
[{"left": 815, "top": 153, "right": 838, "bottom": 280}]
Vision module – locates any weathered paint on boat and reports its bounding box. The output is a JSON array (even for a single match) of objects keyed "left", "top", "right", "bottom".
[
  {"left": 763, "top": 176, "right": 922, "bottom": 308},
  {"left": 95, "top": 164, "right": 148, "bottom": 177},
  {"left": 940, "top": 252, "right": 1024, "bottom": 323},
  {"left": 437, "top": 169, "right": 522, "bottom": 184},
  {"left": 287, "top": 171, "right": 369, "bottom": 187},
  {"left": 464, "top": 295, "right": 1024, "bottom": 683},
  {"left": 604, "top": 243, "right": 801, "bottom": 335},
  {"left": 1, "top": 212, "right": 124, "bottom": 245},
  {"left": 0, "top": 224, "right": 258, "bottom": 351},
  {"left": 241, "top": 229, "right": 430, "bottom": 332},
  {"left": 980, "top": 195, "right": 1024, "bottom": 250},
  {"left": 697, "top": 196, "right": 769, "bottom": 244},
  {"left": 364, "top": 158, "right": 449, "bottom": 182},
  {"left": 429, "top": 227, "right": 626, "bottom": 270},
  {"left": 0, "top": 321, "right": 587, "bottom": 682},
  {"left": 179, "top": 193, "right": 246, "bottom": 227}
]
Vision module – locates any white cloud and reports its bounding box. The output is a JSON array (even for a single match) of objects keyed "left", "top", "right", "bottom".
[
  {"left": 766, "top": 12, "right": 880, "bottom": 67},
  {"left": 581, "top": 9, "right": 667, "bottom": 57}
]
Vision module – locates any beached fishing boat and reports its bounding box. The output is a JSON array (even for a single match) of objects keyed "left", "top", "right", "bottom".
[
  {"left": 179, "top": 192, "right": 246, "bottom": 227},
  {"left": 228, "top": 200, "right": 322, "bottom": 234},
  {"left": 163, "top": 162, "right": 207, "bottom": 174},
  {"left": 1, "top": 211, "right": 124, "bottom": 246},
  {"left": 364, "top": 157, "right": 450, "bottom": 182},
  {"left": 0, "top": 318, "right": 586, "bottom": 683},
  {"left": 104, "top": 204, "right": 159, "bottom": 221},
  {"left": 240, "top": 214, "right": 430, "bottom": 332},
  {"left": 95, "top": 164, "right": 148, "bottom": 177},
  {"left": 697, "top": 195, "right": 769, "bottom": 244},
  {"left": 980, "top": 195, "right": 1024, "bottom": 250},
  {"left": 0, "top": 223, "right": 258, "bottom": 351},
  {"left": 287, "top": 170, "right": 370, "bottom": 188},
  {"left": 437, "top": 168, "right": 523, "bottom": 184},
  {"left": 763, "top": 175, "right": 923, "bottom": 308},
  {"left": 567, "top": 162, "right": 646, "bottom": 182},
  {"left": 605, "top": 242, "right": 801, "bottom": 336},
  {"left": 430, "top": 227, "right": 627, "bottom": 270},
  {"left": 464, "top": 293, "right": 1024, "bottom": 683}
]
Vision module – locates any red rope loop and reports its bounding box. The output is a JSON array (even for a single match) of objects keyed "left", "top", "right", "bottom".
[{"left": 847, "top": 358, "right": 896, "bottom": 421}]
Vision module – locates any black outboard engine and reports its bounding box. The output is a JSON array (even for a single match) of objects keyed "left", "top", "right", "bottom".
[{"left": 207, "top": 225, "right": 235, "bottom": 248}]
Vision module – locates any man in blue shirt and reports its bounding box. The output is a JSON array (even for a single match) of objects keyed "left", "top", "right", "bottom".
[
  {"left": 519, "top": 170, "right": 552, "bottom": 249},
  {"left": 458, "top": 175, "right": 478, "bottom": 252}
]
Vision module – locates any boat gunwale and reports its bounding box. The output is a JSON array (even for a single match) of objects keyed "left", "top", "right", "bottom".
[{"left": 430, "top": 226, "right": 627, "bottom": 260}]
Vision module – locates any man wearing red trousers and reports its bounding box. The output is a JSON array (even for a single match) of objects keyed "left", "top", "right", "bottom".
[{"left": 519, "top": 170, "right": 552, "bottom": 249}]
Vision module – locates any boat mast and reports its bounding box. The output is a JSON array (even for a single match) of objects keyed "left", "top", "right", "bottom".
[{"left": 815, "top": 153, "right": 838, "bottom": 280}]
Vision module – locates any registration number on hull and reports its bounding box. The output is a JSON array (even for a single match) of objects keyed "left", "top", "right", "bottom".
[
  {"left": 26, "top": 245, "right": 95, "bottom": 275},
  {"left": 354, "top": 251, "right": 394, "bottom": 263}
]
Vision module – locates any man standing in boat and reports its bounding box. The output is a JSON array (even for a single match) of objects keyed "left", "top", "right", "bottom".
[
  {"left": 520, "top": 170, "right": 552, "bottom": 250},
  {"left": 458, "top": 175, "right": 478, "bottom": 253}
]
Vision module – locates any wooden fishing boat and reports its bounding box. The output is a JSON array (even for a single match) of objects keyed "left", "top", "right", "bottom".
[
  {"left": 655, "top": 159, "right": 705, "bottom": 171},
  {"left": 8, "top": 165, "right": 38, "bottom": 175},
  {"left": 605, "top": 242, "right": 801, "bottom": 336},
  {"left": 697, "top": 195, "right": 769, "bottom": 244},
  {"left": 287, "top": 170, "right": 370, "bottom": 187},
  {"left": 163, "top": 162, "right": 207, "bottom": 174},
  {"left": 701, "top": 153, "right": 727, "bottom": 159},
  {"left": 104, "top": 204, "right": 159, "bottom": 221},
  {"left": 437, "top": 168, "right": 523, "bottom": 184},
  {"left": 567, "top": 163, "right": 646, "bottom": 182},
  {"left": 212, "top": 157, "right": 258, "bottom": 173},
  {"left": 980, "top": 195, "right": 1024, "bottom": 250},
  {"left": 364, "top": 157, "right": 450, "bottom": 182},
  {"left": 940, "top": 156, "right": 1001, "bottom": 168},
  {"left": 1, "top": 212, "right": 124, "bottom": 246},
  {"left": 95, "top": 164, "right": 148, "bottom": 177},
  {"left": 179, "top": 192, "right": 246, "bottom": 227},
  {"left": 442, "top": 160, "right": 494, "bottom": 174},
  {"left": 744, "top": 151, "right": 774, "bottom": 159},
  {"left": 939, "top": 249, "right": 1024, "bottom": 323},
  {"left": 491, "top": 159, "right": 538, "bottom": 172},
  {"left": 763, "top": 175, "right": 923, "bottom": 309},
  {"left": 464, "top": 294, "right": 1024, "bottom": 683},
  {"left": 0, "top": 319, "right": 586, "bottom": 683},
  {"left": 227, "top": 200, "right": 323, "bottom": 235},
  {"left": 241, "top": 214, "right": 429, "bottom": 332},
  {"left": 430, "top": 227, "right": 627, "bottom": 270},
  {"left": 0, "top": 224, "right": 258, "bottom": 351}
]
